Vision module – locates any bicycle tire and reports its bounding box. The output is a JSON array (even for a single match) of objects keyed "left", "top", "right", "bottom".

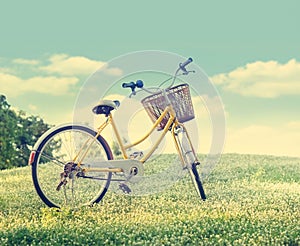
[
  {"left": 31, "top": 124, "right": 113, "bottom": 208},
  {"left": 177, "top": 126, "right": 206, "bottom": 201},
  {"left": 189, "top": 163, "right": 206, "bottom": 201}
]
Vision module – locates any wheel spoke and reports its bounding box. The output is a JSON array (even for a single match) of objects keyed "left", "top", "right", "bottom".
[{"left": 38, "top": 152, "right": 65, "bottom": 167}]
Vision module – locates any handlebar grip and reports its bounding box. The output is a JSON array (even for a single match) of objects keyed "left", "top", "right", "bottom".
[
  {"left": 122, "top": 82, "right": 135, "bottom": 88},
  {"left": 180, "top": 57, "right": 193, "bottom": 69},
  {"left": 122, "top": 80, "right": 144, "bottom": 93}
]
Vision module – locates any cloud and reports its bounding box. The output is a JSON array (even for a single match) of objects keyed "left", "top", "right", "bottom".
[
  {"left": 225, "top": 124, "right": 300, "bottom": 157},
  {"left": 286, "top": 121, "right": 300, "bottom": 129},
  {"left": 13, "top": 58, "right": 40, "bottom": 65},
  {"left": 28, "top": 104, "right": 38, "bottom": 111},
  {"left": 0, "top": 54, "right": 124, "bottom": 98},
  {"left": 211, "top": 59, "right": 300, "bottom": 98},
  {"left": 0, "top": 67, "right": 14, "bottom": 74},
  {"left": 0, "top": 72, "right": 78, "bottom": 97},
  {"left": 40, "top": 54, "right": 122, "bottom": 76}
]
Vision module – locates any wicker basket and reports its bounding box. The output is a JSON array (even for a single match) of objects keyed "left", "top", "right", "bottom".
[{"left": 141, "top": 84, "right": 195, "bottom": 130}]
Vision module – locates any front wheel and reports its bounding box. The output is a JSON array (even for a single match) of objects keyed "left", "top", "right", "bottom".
[
  {"left": 176, "top": 125, "right": 206, "bottom": 200},
  {"left": 189, "top": 163, "right": 206, "bottom": 201},
  {"left": 30, "top": 124, "right": 113, "bottom": 208}
]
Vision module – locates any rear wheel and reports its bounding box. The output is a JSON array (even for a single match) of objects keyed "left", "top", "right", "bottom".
[{"left": 30, "top": 124, "right": 113, "bottom": 208}]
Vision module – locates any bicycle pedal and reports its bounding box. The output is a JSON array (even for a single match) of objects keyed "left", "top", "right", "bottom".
[
  {"left": 56, "top": 179, "right": 67, "bottom": 191},
  {"left": 56, "top": 172, "right": 68, "bottom": 191},
  {"left": 119, "top": 183, "right": 132, "bottom": 194}
]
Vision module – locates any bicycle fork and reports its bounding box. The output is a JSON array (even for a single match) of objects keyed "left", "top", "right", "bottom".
[
  {"left": 172, "top": 124, "right": 206, "bottom": 200},
  {"left": 172, "top": 124, "right": 199, "bottom": 169}
]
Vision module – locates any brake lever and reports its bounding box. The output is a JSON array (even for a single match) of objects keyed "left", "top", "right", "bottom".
[
  {"left": 129, "top": 88, "right": 142, "bottom": 98},
  {"left": 185, "top": 70, "right": 195, "bottom": 75},
  {"left": 179, "top": 70, "right": 195, "bottom": 76},
  {"left": 129, "top": 91, "right": 136, "bottom": 98}
]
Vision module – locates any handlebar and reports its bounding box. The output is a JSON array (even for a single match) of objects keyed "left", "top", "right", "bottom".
[{"left": 122, "top": 57, "right": 193, "bottom": 96}]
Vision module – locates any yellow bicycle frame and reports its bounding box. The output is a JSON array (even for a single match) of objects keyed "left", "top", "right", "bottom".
[{"left": 74, "top": 104, "right": 197, "bottom": 174}]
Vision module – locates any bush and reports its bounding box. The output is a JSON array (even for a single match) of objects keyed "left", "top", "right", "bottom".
[{"left": 0, "top": 95, "right": 52, "bottom": 169}]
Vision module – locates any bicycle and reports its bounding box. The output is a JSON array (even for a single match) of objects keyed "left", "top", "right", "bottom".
[{"left": 28, "top": 57, "right": 206, "bottom": 208}]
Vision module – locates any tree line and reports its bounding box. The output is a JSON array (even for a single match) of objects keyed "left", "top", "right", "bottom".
[{"left": 0, "top": 95, "right": 52, "bottom": 170}]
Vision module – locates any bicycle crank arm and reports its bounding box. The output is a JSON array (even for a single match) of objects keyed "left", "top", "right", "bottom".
[{"left": 83, "top": 159, "right": 144, "bottom": 183}]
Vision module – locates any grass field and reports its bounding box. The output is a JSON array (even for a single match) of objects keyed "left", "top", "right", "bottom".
[{"left": 0, "top": 154, "right": 299, "bottom": 245}]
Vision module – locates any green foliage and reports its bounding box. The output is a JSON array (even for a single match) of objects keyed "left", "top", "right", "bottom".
[
  {"left": 112, "top": 138, "right": 128, "bottom": 157},
  {"left": 112, "top": 141, "right": 121, "bottom": 157},
  {"left": 0, "top": 154, "right": 299, "bottom": 245},
  {"left": 0, "top": 95, "right": 52, "bottom": 170}
]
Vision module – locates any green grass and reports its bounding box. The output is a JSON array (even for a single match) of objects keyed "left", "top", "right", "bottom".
[{"left": 0, "top": 154, "right": 299, "bottom": 245}]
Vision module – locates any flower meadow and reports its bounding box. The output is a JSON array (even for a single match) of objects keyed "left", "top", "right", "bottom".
[{"left": 0, "top": 154, "right": 299, "bottom": 245}]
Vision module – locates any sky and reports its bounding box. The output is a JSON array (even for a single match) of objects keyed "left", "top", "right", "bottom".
[{"left": 0, "top": 0, "right": 299, "bottom": 157}]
